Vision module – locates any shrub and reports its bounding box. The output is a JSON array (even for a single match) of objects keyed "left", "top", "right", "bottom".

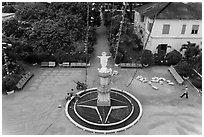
[
  {"left": 2, "top": 75, "right": 20, "bottom": 94},
  {"left": 2, "top": 65, "right": 7, "bottom": 77},
  {"left": 141, "top": 49, "right": 153, "bottom": 66},
  {"left": 54, "top": 52, "right": 76, "bottom": 63},
  {"left": 154, "top": 52, "right": 166, "bottom": 65},
  {"left": 24, "top": 53, "right": 38, "bottom": 63},
  {"left": 88, "top": 46, "right": 94, "bottom": 54},
  {"left": 174, "top": 61, "right": 191, "bottom": 76},
  {"left": 2, "top": 5, "right": 16, "bottom": 13},
  {"left": 23, "top": 52, "right": 51, "bottom": 63},
  {"left": 53, "top": 50, "right": 67, "bottom": 63},
  {"left": 74, "top": 53, "right": 86, "bottom": 62},
  {"left": 165, "top": 49, "right": 182, "bottom": 66},
  {"left": 115, "top": 51, "right": 124, "bottom": 64},
  {"left": 11, "top": 74, "right": 21, "bottom": 82},
  {"left": 64, "top": 55, "right": 76, "bottom": 63},
  {"left": 191, "top": 78, "right": 202, "bottom": 89},
  {"left": 103, "top": 11, "right": 112, "bottom": 27}
]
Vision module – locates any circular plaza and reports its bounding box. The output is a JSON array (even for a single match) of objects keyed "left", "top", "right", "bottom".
[{"left": 65, "top": 88, "right": 142, "bottom": 133}]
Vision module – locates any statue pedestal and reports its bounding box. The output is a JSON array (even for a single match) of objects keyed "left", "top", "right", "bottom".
[{"left": 97, "top": 72, "right": 111, "bottom": 106}]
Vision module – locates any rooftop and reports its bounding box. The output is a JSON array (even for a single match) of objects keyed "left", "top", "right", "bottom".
[{"left": 135, "top": 2, "right": 202, "bottom": 20}]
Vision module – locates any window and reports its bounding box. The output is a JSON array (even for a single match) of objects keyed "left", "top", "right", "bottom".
[
  {"left": 181, "top": 24, "right": 186, "bottom": 34},
  {"left": 191, "top": 25, "right": 199, "bottom": 34},
  {"left": 162, "top": 24, "right": 170, "bottom": 34}
]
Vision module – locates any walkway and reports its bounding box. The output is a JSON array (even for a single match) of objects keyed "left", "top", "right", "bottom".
[{"left": 86, "top": 13, "right": 116, "bottom": 87}]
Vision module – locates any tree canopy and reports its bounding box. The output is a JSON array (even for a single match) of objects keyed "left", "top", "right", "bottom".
[
  {"left": 3, "top": 2, "right": 99, "bottom": 64},
  {"left": 104, "top": 9, "right": 143, "bottom": 63}
]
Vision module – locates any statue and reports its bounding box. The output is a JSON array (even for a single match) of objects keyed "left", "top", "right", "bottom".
[
  {"left": 97, "top": 52, "right": 112, "bottom": 73},
  {"left": 97, "top": 52, "right": 112, "bottom": 106}
]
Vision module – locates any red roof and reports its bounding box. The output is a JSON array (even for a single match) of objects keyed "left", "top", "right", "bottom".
[{"left": 135, "top": 2, "right": 202, "bottom": 20}]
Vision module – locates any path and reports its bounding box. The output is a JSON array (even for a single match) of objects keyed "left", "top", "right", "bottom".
[{"left": 86, "top": 13, "right": 116, "bottom": 88}]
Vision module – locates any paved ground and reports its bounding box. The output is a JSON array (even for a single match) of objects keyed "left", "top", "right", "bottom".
[
  {"left": 2, "top": 17, "right": 202, "bottom": 135},
  {"left": 2, "top": 66, "right": 202, "bottom": 135}
]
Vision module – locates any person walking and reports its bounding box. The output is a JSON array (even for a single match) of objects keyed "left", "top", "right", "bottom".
[{"left": 180, "top": 85, "right": 189, "bottom": 99}]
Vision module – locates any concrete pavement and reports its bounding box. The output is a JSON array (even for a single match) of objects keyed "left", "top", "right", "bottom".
[{"left": 2, "top": 19, "right": 202, "bottom": 135}]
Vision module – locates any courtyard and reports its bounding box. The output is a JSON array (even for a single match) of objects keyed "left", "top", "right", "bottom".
[
  {"left": 2, "top": 2, "right": 202, "bottom": 135},
  {"left": 2, "top": 66, "right": 202, "bottom": 135}
]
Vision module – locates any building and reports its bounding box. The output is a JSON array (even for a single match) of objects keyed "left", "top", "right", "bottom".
[{"left": 134, "top": 2, "right": 202, "bottom": 54}]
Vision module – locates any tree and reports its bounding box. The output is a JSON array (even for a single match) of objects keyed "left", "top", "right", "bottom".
[
  {"left": 174, "top": 61, "right": 191, "bottom": 77},
  {"left": 193, "top": 52, "right": 202, "bottom": 74},
  {"left": 180, "top": 41, "right": 202, "bottom": 74},
  {"left": 105, "top": 8, "right": 143, "bottom": 63},
  {"left": 165, "top": 49, "right": 182, "bottom": 66},
  {"left": 2, "top": 76, "right": 18, "bottom": 92},
  {"left": 2, "top": 5, "right": 16, "bottom": 13},
  {"left": 3, "top": 18, "right": 19, "bottom": 37},
  {"left": 141, "top": 49, "right": 153, "bottom": 66},
  {"left": 3, "top": 2, "right": 99, "bottom": 64}
]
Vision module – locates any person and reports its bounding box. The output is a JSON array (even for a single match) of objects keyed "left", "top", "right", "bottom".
[
  {"left": 65, "top": 89, "right": 74, "bottom": 101},
  {"left": 75, "top": 94, "right": 80, "bottom": 101},
  {"left": 70, "top": 89, "right": 74, "bottom": 96},
  {"left": 76, "top": 82, "right": 87, "bottom": 90},
  {"left": 180, "top": 85, "right": 189, "bottom": 99},
  {"left": 65, "top": 93, "right": 71, "bottom": 101}
]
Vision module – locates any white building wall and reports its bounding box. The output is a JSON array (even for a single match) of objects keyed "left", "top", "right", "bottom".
[
  {"left": 151, "top": 19, "right": 202, "bottom": 38},
  {"left": 142, "top": 17, "right": 202, "bottom": 53},
  {"left": 150, "top": 38, "right": 202, "bottom": 53}
]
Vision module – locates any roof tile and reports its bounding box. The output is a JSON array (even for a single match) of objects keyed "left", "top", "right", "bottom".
[{"left": 135, "top": 2, "right": 202, "bottom": 20}]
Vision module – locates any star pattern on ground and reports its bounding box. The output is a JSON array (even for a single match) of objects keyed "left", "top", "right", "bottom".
[{"left": 76, "top": 97, "right": 129, "bottom": 124}]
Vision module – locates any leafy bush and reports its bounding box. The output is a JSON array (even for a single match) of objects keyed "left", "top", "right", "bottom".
[
  {"left": 174, "top": 61, "right": 191, "bottom": 77},
  {"left": 180, "top": 42, "right": 202, "bottom": 74},
  {"left": 3, "top": 18, "right": 19, "bottom": 37},
  {"left": 191, "top": 78, "right": 202, "bottom": 89},
  {"left": 154, "top": 51, "right": 166, "bottom": 65},
  {"left": 115, "top": 51, "right": 124, "bottom": 64},
  {"left": 103, "top": 11, "right": 112, "bottom": 27},
  {"left": 22, "top": 52, "right": 53, "bottom": 63},
  {"left": 24, "top": 53, "right": 38, "bottom": 63},
  {"left": 165, "top": 49, "right": 182, "bottom": 66},
  {"left": 2, "top": 5, "right": 16, "bottom": 13},
  {"left": 2, "top": 75, "right": 20, "bottom": 94},
  {"left": 2, "top": 61, "right": 24, "bottom": 77},
  {"left": 184, "top": 45, "right": 201, "bottom": 62},
  {"left": 88, "top": 46, "right": 94, "bottom": 54},
  {"left": 141, "top": 50, "right": 153, "bottom": 66},
  {"left": 54, "top": 51, "right": 66, "bottom": 63},
  {"left": 193, "top": 55, "right": 202, "bottom": 75},
  {"left": 74, "top": 53, "right": 86, "bottom": 62},
  {"left": 11, "top": 74, "right": 21, "bottom": 82}
]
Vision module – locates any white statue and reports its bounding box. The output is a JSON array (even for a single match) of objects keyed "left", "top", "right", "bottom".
[{"left": 97, "top": 52, "right": 112, "bottom": 73}]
